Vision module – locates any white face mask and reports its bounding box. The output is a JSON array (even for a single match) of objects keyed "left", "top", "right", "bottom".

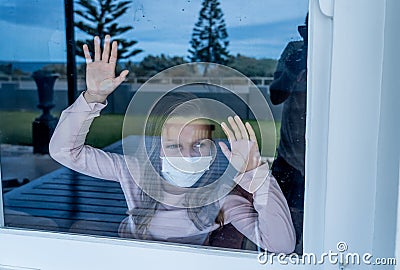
[{"left": 160, "top": 156, "right": 212, "bottom": 187}]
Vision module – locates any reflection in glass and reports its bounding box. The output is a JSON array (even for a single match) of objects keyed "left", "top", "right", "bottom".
[{"left": 269, "top": 13, "right": 308, "bottom": 254}]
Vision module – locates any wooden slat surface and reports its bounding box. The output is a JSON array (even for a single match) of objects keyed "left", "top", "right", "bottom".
[{"left": 3, "top": 137, "right": 133, "bottom": 236}]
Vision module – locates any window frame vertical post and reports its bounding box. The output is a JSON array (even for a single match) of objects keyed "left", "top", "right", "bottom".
[{"left": 64, "top": 0, "right": 78, "bottom": 105}]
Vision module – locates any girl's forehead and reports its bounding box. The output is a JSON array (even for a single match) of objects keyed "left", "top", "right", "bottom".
[
  {"left": 162, "top": 117, "right": 211, "bottom": 138},
  {"left": 163, "top": 117, "right": 210, "bottom": 128}
]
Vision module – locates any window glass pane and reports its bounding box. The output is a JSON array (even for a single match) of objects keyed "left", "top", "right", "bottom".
[{"left": 1, "top": 0, "right": 308, "bottom": 255}]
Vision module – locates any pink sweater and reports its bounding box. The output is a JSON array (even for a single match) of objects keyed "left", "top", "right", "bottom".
[{"left": 49, "top": 93, "right": 296, "bottom": 253}]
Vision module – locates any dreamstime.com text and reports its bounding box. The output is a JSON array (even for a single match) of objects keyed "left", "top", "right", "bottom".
[{"left": 258, "top": 242, "right": 397, "bottom": 266}]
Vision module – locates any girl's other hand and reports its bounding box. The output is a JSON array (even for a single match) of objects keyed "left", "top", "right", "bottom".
[{"left": 219, "top": 116, "right": 262, "bottom": 173}]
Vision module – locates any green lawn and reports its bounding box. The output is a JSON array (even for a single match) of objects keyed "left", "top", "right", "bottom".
[
  {"left": 1, "top": 111, "right": 39, "bottom": 146},
  {"left": 0, "top": 111, "right": 126, "bottom": 148},
  {"left": 0, "top": 111, "right": 280, "bottom": 156}
]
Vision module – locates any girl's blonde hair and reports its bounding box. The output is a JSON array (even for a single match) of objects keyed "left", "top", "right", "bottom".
[{"left": 131, "top": 91, "right": 225, "bottom": 238}]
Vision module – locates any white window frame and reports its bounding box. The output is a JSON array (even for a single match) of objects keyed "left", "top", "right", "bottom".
[{"left": 1, "top": 0, "right": 399, "bottom": 269}]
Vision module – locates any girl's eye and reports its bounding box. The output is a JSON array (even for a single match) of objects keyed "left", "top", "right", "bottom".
[
  {"left": 166, "top": 144, "right": 181, "bottom": 149},
  {"left": 193, "top": 142, "right": 205, "bottom": 149},
  {"left": 193, "top": 141, "right": 210, "bottom": 150}
]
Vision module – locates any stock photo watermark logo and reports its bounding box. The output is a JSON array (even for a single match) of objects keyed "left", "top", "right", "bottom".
[
  {"left": 257, "top": 241, "right": 397, "bottom": 266},
  {"left": 121, "top": 62, "right": 276, "bottom": 208}
]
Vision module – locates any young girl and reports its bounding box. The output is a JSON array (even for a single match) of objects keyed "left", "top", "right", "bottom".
[{"left": 49, "top": 35, "right": 295, "bottom": 253}]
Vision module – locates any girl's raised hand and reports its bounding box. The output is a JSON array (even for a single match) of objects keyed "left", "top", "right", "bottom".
[
  {"left": 219, "top": 116, "right": 262, "bottom": 173},
  {"left": 83, "top": 35, "right": 129, "bottom": 103}
]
